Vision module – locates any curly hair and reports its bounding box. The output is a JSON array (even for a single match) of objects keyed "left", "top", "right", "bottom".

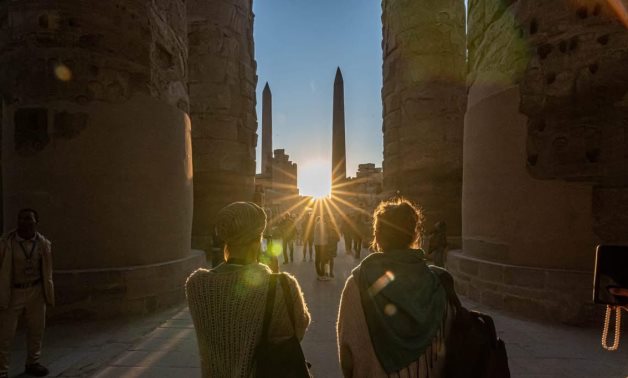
[{"left": 371, "top": 198, "right": 423, "bottom": 252}]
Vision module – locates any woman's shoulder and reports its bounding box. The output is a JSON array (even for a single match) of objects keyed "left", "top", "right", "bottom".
[{"left": 185, "top": 268, "right": 211, "bottom": 288}]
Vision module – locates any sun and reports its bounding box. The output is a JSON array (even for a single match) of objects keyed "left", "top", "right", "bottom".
[{"left": 299, "top": 159, "right": 331, "bottom": 199}]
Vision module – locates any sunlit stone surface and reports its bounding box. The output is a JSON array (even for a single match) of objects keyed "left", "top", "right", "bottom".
[
  {"left": 381, "top": 0, "right": 467, "bottom": 241},
  {"left": 455, "top": 0, "right": 628, "bottom": 323},
  {"left": 187, "top": 0, "right": 258, "bottom": 251}
]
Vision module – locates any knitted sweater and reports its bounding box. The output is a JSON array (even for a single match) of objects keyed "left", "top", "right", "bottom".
[
  {"left": 337, "top": 276, "right": 452, "bottom": 378},
  {"left": 185, "top": 263, "right": 310, "bottom": 378}
]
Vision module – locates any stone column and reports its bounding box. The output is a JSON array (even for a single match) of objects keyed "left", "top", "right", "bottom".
[
  {"left": 0, "top": 0, "right": 202, "bottom": 317},
  {"left": 451, "top": 0, "right": 628, "bottom": 323},
  {"left": 187, "top": 0, "right": 258, "bottom": 251},
  {"left": 518, "top": 0, "right": 628, "bottom": 245},
  {"left": 381, "top": 0, "right": 466, "bottom": 240}
]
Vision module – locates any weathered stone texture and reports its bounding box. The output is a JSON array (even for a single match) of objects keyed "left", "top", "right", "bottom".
[
  {"left": 447, "top": 251, "right": 602, "bottom": 325},
  {"left": 382, "top": 0, "right": 467, "bottom": 238},
  {"left": 516, "top": 1, "right": 628, "bottom": 244},
  {"left": 520, "top": 1, "right": 628, "bottom": 184},
  {"left": 188, "top": 0, "right": 258, "bottom": 250},
  {"left": 467, "top": 0, "right": 529, "bottom": 87},
  {"left": 0, "top": 0, "right": 194, "bottom": 316},
  {"left": 0, "top": 1, "right": 188, "bottom": 110},
  {"left": 460, "top": 0, "right": 628, "bottom": 322}
]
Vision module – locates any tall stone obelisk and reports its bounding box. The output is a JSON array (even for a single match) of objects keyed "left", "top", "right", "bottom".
[
  {"left": 332, "top": 67, "right": 347, "bottom": 197},
  {"left": 262, "top": 83, "right": 273, "bottom": 176}
]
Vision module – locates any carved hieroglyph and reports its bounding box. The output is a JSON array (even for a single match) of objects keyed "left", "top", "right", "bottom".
[
  {"left": 187, "top": 0, "right": 258, "bottom": 250},
  {"left": 382, "top": 0, "right": 466, "bottom": 237}
]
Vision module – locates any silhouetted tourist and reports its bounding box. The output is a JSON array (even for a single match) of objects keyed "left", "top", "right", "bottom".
[
  {"left": 186, "top": 202, "right": 310, "bottom": 377},
  {"left": 326, "top": 219, "right": 340, "bottom": 279},
  {"left": 0, "top": 209, "right": 54, "bottom": 378},
  {"left": 337, "top": 199, "right": 452, "bottom": 377},
  {"left": 353, "top": 215, "right": 370, "bottom": 259},
  {"left": 302, "top": 211, "right": 315, "bottom": 262},
  {"left": 279, "top": 213, "right": 296, "bottom": 264},
  {"left": 313, "top": 216, "right": 329, "bottom": 280},
  {"left": 427, "top": 221, "right": 448, "bottom": 268}
]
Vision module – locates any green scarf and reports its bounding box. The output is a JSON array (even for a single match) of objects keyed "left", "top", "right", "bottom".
[{"left": 353, "top": 249, "right": 447, "bottom": 373}]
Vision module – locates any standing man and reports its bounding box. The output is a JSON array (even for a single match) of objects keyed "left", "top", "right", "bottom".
[
  {"left": 302, "top": 210, "right": 315, "bottom": 262},
  {"left": 0, "top": 209, "right": 54, "bottom": 378},
  {"left": 313, "top": 216, "right": 328, "bottom": 280},
  {"left": 279, "top": 213, "right": 296, "bottom": 264},
  {"left": 326, "top": 219, "right": 340, "bottom": 278}
]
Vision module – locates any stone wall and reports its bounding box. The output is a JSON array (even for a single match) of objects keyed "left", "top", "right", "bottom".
[
  {"left": 0, "top": 0, "right": 198, "bottom": 315},
  {"left": 447, "top": 251, "right": 599, "bottom": 324},
  {"left": 518, "top": 0, "right": 628, "bottom": 244},
  {"left": 381, "top": 0, "right": 466, "bottom": 239},
  {"left": 187, "top": 0, "right": 258, "bottom": 251},
  {"left": 460, "top": 0, "right": 628, "bottom": 323}
]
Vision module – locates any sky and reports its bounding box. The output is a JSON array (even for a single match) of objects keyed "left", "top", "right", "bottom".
[{"left": 253, "top": 0, "right": 383, "bottom": 198}]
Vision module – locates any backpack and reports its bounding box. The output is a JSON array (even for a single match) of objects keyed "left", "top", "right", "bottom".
[{"left": 430, "top": 267, "right": 510, "bottom": 378}]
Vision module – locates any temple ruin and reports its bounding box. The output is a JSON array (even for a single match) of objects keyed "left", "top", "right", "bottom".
[{"left": 0, "top": 0, "right": 626, "bottom": 323}]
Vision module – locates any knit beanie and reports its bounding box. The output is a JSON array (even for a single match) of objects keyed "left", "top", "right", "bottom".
[{"left": 215, "top": 202, "right": 267, "bottom": 246}]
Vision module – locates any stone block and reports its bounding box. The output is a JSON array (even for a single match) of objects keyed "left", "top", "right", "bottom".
[
  {"left": 478, "top": 261, "right": 504, "bottom": 283},
  {"left": 504, "top": 267, "right": 545, "bottom": 289},
  {"left": 458, "top": 258, "right": 480, "bottom": 276},
  {"left": 544, "top": 270, "right": 592, "bottom": 291}
]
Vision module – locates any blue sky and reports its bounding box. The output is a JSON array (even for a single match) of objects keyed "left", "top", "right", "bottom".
[{"left": 253, "top": 0, "right": 383, "bottom": 197}]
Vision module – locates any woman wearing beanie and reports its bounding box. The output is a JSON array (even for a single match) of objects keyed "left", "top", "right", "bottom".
[
  {"left": 336, "top": 199, "right": 453, "bottom": 378},
  {"left": 186, "top": 202, "right": 311, "bottom": 377}
]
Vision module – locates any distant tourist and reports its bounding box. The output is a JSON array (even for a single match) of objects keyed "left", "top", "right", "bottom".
[
  {"left": 313, "top": 215, "right": 329, "bottom": 280},
  {"left": 337, "top": 199, "right": 452, "bottom": 377},
  {"left": 0, "top": 209, "right": 55, "bottom": 378},
  {"left": 341, "top": 217, "right": 353, "bottom": 256},
  {"left": 186, "top": 202, "right": 310, "bottom": 377},
  {"left": 325, "top": 218, "right": 340, "bottom": 278},
  {"left": 302, "top": 211, "right": 315, "bottom": 262},
  {"left": 279, "top": 213, "right": 296, "bottom": 264}
]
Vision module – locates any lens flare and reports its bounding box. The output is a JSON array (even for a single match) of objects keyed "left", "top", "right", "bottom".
[
  {"left": 384, "top": 303, "right": 398, "bottom": 316},
  {"left": 54, "top": 64, "right": 72, "bottom": 82},
  {"left": 368, "top": 270, "right": 396, "bottom": 296},
  {"left": 268, "top": 240, "right": 283, "bottom": 257}
]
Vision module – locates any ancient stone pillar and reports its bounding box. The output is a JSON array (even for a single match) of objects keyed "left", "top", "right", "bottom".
[
  {"left": 450, "top": 0, "right": 628, "bottom": 323},
  {"left": 262, "top": 83, "right": 272, "bottom": 177},
  {"left": 381, "top": 0, "right": 466, "bottom": 240},
  {"left": 518, "top": 1, "right": 628, "bottom": 245},
  {"left": 332, "top": 68, "right": 347, "bottom": 197},
  {"left": 187, "top": 0, "right": 258, "bottom": 250},
  {"left": 0, "top": 0, "right": 202, "bottom": 317}
]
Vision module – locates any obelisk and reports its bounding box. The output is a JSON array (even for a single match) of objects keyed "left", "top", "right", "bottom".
[
  {"left": 262, "top": 83, "right": 273, "bottom": 176},
  {"left": 332, "top": 68, "right": 347, "bottom": 196}
]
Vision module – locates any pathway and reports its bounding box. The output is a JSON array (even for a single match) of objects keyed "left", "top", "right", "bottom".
[{"left": 6, "top": 242, "right": 628, "bottom": 377}]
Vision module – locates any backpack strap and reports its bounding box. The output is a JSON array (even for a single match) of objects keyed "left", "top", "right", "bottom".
[
  {"left": 428, "top": 265, "right": 462, "bottom": 311},
  {"left": 260, "top": 274, "right": 278, "bottom": 341},
  {"left": 278, "top": 273, "right": 297, "bottom": 331}
]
